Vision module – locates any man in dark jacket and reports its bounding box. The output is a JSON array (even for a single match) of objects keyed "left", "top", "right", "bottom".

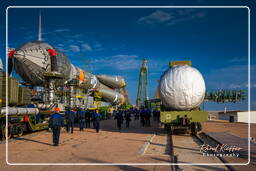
[
  {"left": 134, "top": 108, "right": 139, "bottom": 120},
  {"left": 153, "top": 109, "right": 160, "bottom": 122},
  {"left": 125, "top": 111, "right": 131, "bottom": 128},
  {"left": 140, "top": 108, "right": 146, "bottom": 127},
  {"left": 65, "top": 107, "right": 75, "bottom": 133},
  {"left": 77, "top": 108, "right": 86, "bottom": 131},
  {"left": 115, "top": 111, "right": 123, "bottom": 132},
  {"left": 85, "top": 110, "right": 91, "bottom": 128},
  {"left": 92, "top": 110, "right": 101, "bottom": 133},
  {"left": 145, "top": 108, "right": 151, "bottom": 127},
  {"left": 49, "top": 107, "right": 64, "bottom": 146}
]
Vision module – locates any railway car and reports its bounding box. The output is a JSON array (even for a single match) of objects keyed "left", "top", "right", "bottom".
[
  {"left": 160, "top": 109, "right": 207, "bottom": 134},
  {"left": 0, "top": 108, "right": 50, "bottom": 139},
  {"left": 156, "top": 61, "right": 208, "bottom": 134},
  {"left": 0, "top": 74, "right": 50, "bottom": 139}
]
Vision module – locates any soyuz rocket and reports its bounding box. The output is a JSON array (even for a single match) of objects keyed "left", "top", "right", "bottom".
[{"left": 7, "top": 12, "right": 126, "bottom": 105}]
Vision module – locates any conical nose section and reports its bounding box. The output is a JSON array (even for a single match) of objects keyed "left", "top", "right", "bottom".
[{"left": 13, "top": 49, "right": 25, "bottom": 60}]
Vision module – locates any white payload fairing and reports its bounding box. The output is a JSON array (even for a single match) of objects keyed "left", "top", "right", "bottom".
[{"left": 159, "top": 64, "right": 206, "bottom": 110}]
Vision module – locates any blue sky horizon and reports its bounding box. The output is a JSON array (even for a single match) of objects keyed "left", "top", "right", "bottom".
[{"left": 0, "top": 0, "right": 255, "bottom": 111}]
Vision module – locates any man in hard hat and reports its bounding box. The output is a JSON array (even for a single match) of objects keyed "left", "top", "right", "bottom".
[
  {"left": 65, "top": 107, "right": 75, "bottom": 133},
  {"left": 49, "top": 107, "right": 64, "bottom": 146}
]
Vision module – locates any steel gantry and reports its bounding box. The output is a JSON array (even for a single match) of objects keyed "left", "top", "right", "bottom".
[{"left": 136, "top": 59, "right": 149, "bottom": 108}]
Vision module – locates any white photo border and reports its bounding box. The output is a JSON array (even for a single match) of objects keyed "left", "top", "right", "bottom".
[{"left": 5, "top": 5, "right": 251, "bottom": 166}]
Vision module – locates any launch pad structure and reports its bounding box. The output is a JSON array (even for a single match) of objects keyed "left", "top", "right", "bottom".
[{"left": 136, "top": 59, "right": 149, "bottom": 108}]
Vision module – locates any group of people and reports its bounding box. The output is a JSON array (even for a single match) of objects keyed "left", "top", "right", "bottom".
[
  {"left": 113, "top": 108, "right": 160, "bottom": 132},
  {"left": 48, "top": 107, "right": 161, "bottom": 146},
  {"left": 69, "top": 108, "right": 101, "bottom": 132},
  {"left": 114, "top": 110, "right": 131, "bottom": 131},
  {"left": 48, "top": 107, "right": 102, "bottom": 146}
]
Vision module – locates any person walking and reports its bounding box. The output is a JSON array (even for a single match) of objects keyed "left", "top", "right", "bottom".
[
  {"left": 112, "top": 110, "right": 117, "bottom": 120},
  {"left": 65, "top": 107, "right": 75, "bottom": 133},
  {"left": 93, "top": 110, "right": 101, "bottom": 133},
  {"left": 140, "top": 108, "right": 146, "bottom": 127},
  {"left": 115, "top": 111, "right": 123, "bottom": 132},
  {"left": 156, "top": 109, "right": 160, "bottom": 122},
  {"left": 153, "top": 109, "right": 160, "bottom": 122},
  {"left": 85, "top": 110, "right": 91, "bottom": 128},
  {"left": 125, "top": 111, "right": 131, "bottom": 128},
  {"left": 145, "top": 108, "right": 151, "bottom": 127},
  {"left": 134, "top": 108, "right": 139, "bottom": 120},
  {"left": 77, "top": 108, "right": 86, "bottom": 131},
  {"left": 153, "top": 109, "right": 157, "bottom": 121},
  {"left": 49, "top": 107, "right": 64, "bottom": 146}
]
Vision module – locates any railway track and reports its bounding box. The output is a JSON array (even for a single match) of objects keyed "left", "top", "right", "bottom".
[
  {"left": 169, "top": 132, "right": 234, "bottom": 171},
  {"left": 169, "top": 134, "right": 180, "bottom": 171},
  {"left": 142, "top": 126, "right": 232, "bottom": 170},
  {"left": 140, "top": 120, "right": 235, "bottom": 170},
  {"left": 195, "top": 133, "right": 236, "bottom": 171}
]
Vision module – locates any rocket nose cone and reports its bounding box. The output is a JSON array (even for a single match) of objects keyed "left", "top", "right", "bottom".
[{"left": 13, "top": 49, "right": 25, "bottom": 60}]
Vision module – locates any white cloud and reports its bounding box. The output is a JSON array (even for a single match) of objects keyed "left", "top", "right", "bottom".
[
  {"left": 97, "top": 55, "right": 141, "bottom": 70},
  {"left": 81, "top": 44, "right": 92, "bottom": 51},
  {"left": 57, "top": 43, "right": 64, "bottom": 47},
  {"left": 138, "top": 9, "right": 205, "bottom": 26},
  {"left": 43, "top": 28, "right": 70, "bottom": 36},
  {"left": 69, "top": 45, "right": 80, "bottom": 52},
  {"left": 54, "top": 28, "right": 70, "bottom": 32},
  {"left": 94, "top": 42, "right": 102, "bottom": 48},
  {"left": 90, "top": 54, "right": 170, "bottom": 72},
  {"left": 67, "top": 43, "right": 93, "bottom": 53},
  {"left": 138, "top": 10, "right": 173, "bottom": 24},
  {"left": 228, "top": 57, "right": 247, "bottom": 63},
  {"left": 228, "top": 83, "right": 245, "bottom": 89},
  {"left": 205, "top": 65, "right": 254, "bottom": 90},
  {"left": 167, "top": 11, "right": 205, "bottom": 25},
  {"left": 92, "top": 54, "right": 140, "bottom": 70},
  {"left": 71, "top": 34, "right": 84, "bottom": 39}
]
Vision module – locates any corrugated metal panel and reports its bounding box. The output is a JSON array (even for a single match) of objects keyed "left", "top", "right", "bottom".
[
  {"left": 18, "top": 87, "right": 31, "bottom": 105},
  {"left": 0, "top": 76, "right": 19, "bottom": 106}
]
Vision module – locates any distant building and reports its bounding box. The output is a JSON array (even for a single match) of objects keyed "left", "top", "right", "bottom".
[
  {"left": 208, "top": 111, "right": 220, "bottom": 120},
  {"left": 208, "top": 110, "right": 256, "bottom": 123},
  {"left": 236, "top": 111, "right": 256, "bottom": 123}
]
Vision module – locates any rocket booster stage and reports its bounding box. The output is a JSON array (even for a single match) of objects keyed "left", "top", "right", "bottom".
[{"left": 8, "top": 41, "right": 126, "bottom": 105}]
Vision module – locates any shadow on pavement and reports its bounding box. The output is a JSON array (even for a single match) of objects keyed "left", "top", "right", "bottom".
[
  {"left": 98, "top": 117, "right": 163, "bottom": 135},
  {"left": 13, "top": 137, "right": 52, "bottom": 146},
  {"left": 71, "top": 153, "right": 148, "bottom": 171},
  {"left": 150, "top": 157, "right": 227, "bottom": 171}
]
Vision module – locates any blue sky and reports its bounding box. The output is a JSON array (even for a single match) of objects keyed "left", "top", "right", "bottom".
[{"left": 0, "top": 0, "right": 255, "bottom": 111}]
